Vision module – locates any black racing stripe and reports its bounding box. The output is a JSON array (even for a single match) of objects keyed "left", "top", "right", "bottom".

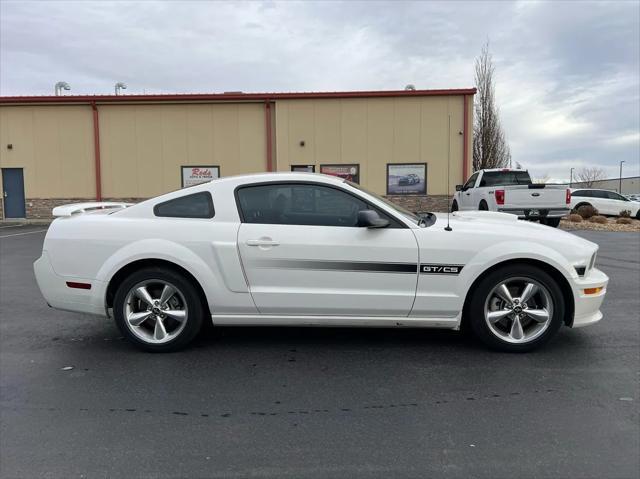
[{"left": 251, "top": 259, "right": 418, "bottom": 274}]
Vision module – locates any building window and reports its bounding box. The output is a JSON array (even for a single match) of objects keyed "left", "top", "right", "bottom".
[
  {"left": 320, "top": 164, "right": 360, "bottom": 184},
  {"left": 181, "top": 166, "right": 220, "bottom": 188},
  {"left": 386, "top": 163, "right": 427, "bottom": 195},
  {"left": 154, "top": 192, "right": 215, "bottom": 219}
]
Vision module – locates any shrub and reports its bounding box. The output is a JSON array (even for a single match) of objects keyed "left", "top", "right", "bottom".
[
  {"left": 589, "top": 215, "right": 608, "bottom": 224},
  {"left": 576, "top": 204, "right": 598, "bottom": 219},
  {"left": 568, "top": 214, "right": 583, "bottom": 223},
  {"left": 619, "top": 209, "right": 631, "bottom": 218},
  {"left": 616, "top": 217, "right": 632, "bottom": 225}
]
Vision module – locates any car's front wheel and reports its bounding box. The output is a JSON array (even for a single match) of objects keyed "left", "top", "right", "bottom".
[
  {"left": 466, "top": 264, "right": 565, "bottom": 352},
  {"left": 113, "top": 267, "right": 204, "bottom": 352}
]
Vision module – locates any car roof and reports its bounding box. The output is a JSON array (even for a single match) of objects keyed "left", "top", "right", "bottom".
[
  {"left": 203, "top": 171, "right": 348, "bottom": 188},
  {"left": 571, "top": 188, "right": 618, "bottom": 192}
]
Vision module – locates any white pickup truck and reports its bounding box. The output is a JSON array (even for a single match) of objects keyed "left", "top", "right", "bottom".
[{"left": 451, "top": 169, "right": 571, "bottom": 227}]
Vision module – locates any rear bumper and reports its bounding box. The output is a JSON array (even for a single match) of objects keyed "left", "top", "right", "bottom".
[
  {"left": 570, "top": 267, "right": 608, "bottom": 328},
  {"left": 33, "top": 251, "right": 107, "bottom": 316},
  {"left": 498, "top": 208, "right": 570, "bottom": 219}
]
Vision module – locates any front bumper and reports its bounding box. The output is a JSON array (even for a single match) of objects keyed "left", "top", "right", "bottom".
[
  {"left": 569, "top": 267, "right": 608, "bottom": 328},
  {"left": 34, "top": 251, "right": 107, "bottom": 316},
  {"left": 498, "top": 208, "right": 570, "bottom": 220}
]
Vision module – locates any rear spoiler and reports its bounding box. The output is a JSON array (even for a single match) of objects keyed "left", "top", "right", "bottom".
[{"left": 52, "top": 202, "right": 133, "bottom": 217}]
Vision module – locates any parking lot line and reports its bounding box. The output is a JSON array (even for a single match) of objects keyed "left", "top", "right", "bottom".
[{"left": 0, "top": 229, "right": 48, "bottom": 238}]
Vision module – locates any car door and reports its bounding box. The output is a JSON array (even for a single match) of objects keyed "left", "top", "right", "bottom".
[
  {"left": 605, "top": 191, "right": 629, "bottom": 215},
  {"left": 235, "top": 182, "right": 419, "bottom": 316},
  {"left": 459, "top": 172, "right": 479, "bottom": 210},
  {"left": 590, "top": 190, "right": 611, "bottom": 214}
]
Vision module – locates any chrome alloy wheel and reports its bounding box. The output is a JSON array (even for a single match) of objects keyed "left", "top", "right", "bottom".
[
  {"left": 484, "top": 277, "right": 553, "bottom": 344},
  {"left": 123, "top": 280, "right": 188, "bottom": 344}
]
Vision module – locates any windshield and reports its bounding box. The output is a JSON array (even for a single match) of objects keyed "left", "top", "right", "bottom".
[{"left": 345, "top": 181, "right": 422, "bottom": 224}]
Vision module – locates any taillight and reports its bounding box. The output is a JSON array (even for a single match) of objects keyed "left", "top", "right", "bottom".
[
  {"left": 495, "top": 189, "right": 505, "bottom": 205},
  {"left": 566, "top": 188, "right": 571, "bottom": 204}
]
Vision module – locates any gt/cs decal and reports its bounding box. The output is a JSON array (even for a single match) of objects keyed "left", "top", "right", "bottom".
[{"left": 420, "top": 264, "right": 464, "bottom": 275}]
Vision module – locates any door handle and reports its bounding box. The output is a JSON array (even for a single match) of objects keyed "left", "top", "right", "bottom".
[{"left": 246, "top": 238, "right": 280, "bottom": 247}]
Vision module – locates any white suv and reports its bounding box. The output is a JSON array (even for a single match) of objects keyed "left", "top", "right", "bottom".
[{"left": 571, "top": 189, "right": 640, "bottom": 218}]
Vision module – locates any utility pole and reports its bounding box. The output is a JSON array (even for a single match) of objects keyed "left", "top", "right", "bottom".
[
  {"left": 569, "top": 167, "right": 574, "bottom": 188},
  {"left": 619, "top": 160, "right": 625, "bottom": 194}
]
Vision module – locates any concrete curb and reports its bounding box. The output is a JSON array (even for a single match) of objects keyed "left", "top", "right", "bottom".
[{"left": 0, "top": 219, "right": 52, "bottom": 226}]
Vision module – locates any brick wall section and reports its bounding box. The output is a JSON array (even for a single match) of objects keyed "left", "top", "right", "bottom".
[
  {"left": 11, "top": 195, "right": 451, "bottom": 220},
  {"left": 385, "top": 195, "right": 451, "bottom": 213}
]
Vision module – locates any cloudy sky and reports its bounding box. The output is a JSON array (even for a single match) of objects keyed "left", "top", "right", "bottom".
[{"left": 1, "top": 0, "right": 638, "bottom": 181}]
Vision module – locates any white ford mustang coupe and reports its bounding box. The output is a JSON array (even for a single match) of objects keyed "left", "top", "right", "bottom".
[{"left": 34, "top": 173, "right": 608, "bottom": 353}]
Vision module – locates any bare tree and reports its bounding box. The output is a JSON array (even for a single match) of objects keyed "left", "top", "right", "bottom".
[
  {"left": 575, "top": 167, "right": 606, "bottom": 187},
  {"left": 473, "top": 41, "right": 511, "bottom": 171},
  {"left": 533, "top": 173, "right": 551, "bottom": 184}
]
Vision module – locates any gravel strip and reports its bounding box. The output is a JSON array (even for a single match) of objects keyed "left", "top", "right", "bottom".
[{"left": 560, "top": 218, "right": 640, "bottom": 232}]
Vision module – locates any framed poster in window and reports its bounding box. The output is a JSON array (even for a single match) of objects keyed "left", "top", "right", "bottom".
[
  {"left": 181, "top": 165, "right": 220, "bottom": 188},
  {"left": 386, "top": 163, "right": 427, "bottom": 195},
  {"left": 290, "top": 165, "right": 315, "bottom": 173},
  {"left": 319, "top": 164, "right": 360, "bottom": 184}
]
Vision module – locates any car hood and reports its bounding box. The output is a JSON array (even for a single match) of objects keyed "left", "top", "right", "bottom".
[{"left": 427, "top": 211, "right": 598, "bottom": 266}]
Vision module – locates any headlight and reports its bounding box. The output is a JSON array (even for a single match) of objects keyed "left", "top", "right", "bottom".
[{"left": 575, "top": 253, "right": 596, "bottom": 277}]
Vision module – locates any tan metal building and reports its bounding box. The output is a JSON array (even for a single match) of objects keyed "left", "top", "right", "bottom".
[
  {"left": 0, "top": 89, "right": 475, "bottom": 219},
  {"left": 568, "top": 176, "right": 640, "bottom": 195}
]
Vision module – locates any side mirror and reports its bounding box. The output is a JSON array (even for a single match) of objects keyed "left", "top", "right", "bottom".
[
  {"left": 357, "top": 209, "right": 389, "bottom": 228},
  {"left": 455, "top": 184, "right": 463, "bottom": 192}
]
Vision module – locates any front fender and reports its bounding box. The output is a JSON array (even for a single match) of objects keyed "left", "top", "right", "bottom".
[{"left": 460, "top": 240, "right": 577, "bottom": 295}]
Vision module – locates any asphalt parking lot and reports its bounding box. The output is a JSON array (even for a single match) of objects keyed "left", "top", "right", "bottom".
[{"left": 0, "top": 225, "right": 638, "bottom": 479}]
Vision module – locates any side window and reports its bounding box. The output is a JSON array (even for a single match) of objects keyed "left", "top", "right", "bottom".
[
  {"left": 607, "top": 191, "right": 627, "bottom": 201},
  {"left": 463, "top": 173, "right": 479, "bottom": 189},
  {"left": 237, "top": 183, "right": 397, "bottom": 227},
  {"left": 572, "top": 190, "right": 588, "bottom": 197},
  {"left": 592, "top": 191, "right": 608, "bottom": 199},
  {"left": 153, "top": 192, "right": 214, "bottom": 218}
]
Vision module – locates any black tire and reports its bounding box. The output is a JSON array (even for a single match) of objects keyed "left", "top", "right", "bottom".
[
  {"left": 113, "top": 267, "right": 205, "bottom": 352},
  {"left": 451, "top": 200, "right": 459, "bottom": 212},
  {"left": 479, "top": 200, "right": 489, "bottom": 211},
  {"left": 541, "top": 217, "right": 561, "bottom": 228},
  {"left": 574, "top": 202, "right": 592, "bottom": 210},
  {"left": 466, "top": 264, "right": 565, "bottom": 352}
]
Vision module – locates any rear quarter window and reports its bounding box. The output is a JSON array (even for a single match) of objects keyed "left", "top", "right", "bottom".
[{"left": 153, "top": 192, "right": 214, "bottom": 218}]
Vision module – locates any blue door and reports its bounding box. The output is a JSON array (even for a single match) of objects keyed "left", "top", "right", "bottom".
[{"left": 2, "top": 168, "right": 26, "bottom": 218}]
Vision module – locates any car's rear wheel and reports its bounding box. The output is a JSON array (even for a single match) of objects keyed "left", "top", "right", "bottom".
[
  {"left": 466, "top": 264, "right": 564, "bottom": 352},
  {"left": 113, "top": 267, "right": 204, "bottom": 352},
  {"left": 541, "top": 217, "right": 561, "bottom": 228},
  {"left": 479, "top": 200, "right": 488, "bottom": 211}
]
